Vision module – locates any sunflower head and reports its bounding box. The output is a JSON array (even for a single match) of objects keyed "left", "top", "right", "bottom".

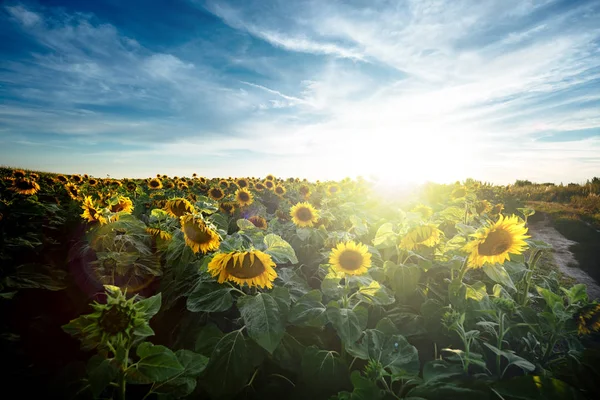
[
  {"left": 248, "top": 216, "right": 267, "bottom": 230},
  {"left": 146, "top": 227, "right": 173, "bottom": 241},
  {"left": 208, "top": 187, "right": 225, "bottom": 201},
  {"left": 13, "top": 169, "right": 26, "bottom": 179},
  {"left": 126, "top": 181, "right": 137, "bottom": 191},
  {"left": 180, "top": 214, "right": 220, "bottom": 254},
  {"left": 149, "top": 178, "right": 163, "bottom": 190},
  {"left": 265, "top": 174, "right": 275, "bottom": 182},
  {"left": 56, "top": 175, "right": 68, "bottom": 183},
  {"left": 274, "top": 185, "right": 286, "bottom": 196},
  {"left": 264, "top": 180, "right": 275, "bottom": 190},
  {"left": 219, "top": 202, "right": 236, "bottom": 214},
  {"left": 164, "top": 198, "right": 195, "bottom": 218},
  {"left": 399, "top": 224, "right": 442, "bottom": 251},
  {"left": 109, "top": 180, "right": 122, "bottom": 188},
  {"left": 463, "top": 214, "right": 530, "bottom": 268},
  {"left": 81, "top": 196, "right": 107, "bottom": 224},
  {"left": 236, "top": 178, "right": 249, "bottom": 188},
  {"left": 411, "top": 204, "right": 433, "bottom": 219},
  {"left": 164, "top": 180, "right": 175, "bottom": 189},
  {"left": 451, "top": 186, "right": 467, "bottom": 200},
  {"left": 475, "top": 200, "right": 493, "bottom": 215},
  {"left": 254, "top": 182, "right": 266, "bottom": 191},
  {"left": 235, "top": 188, "right": 254, "bottom": 207},
  {"left": 65, "top": 183, "right": 80, "bottom": 200},
  {"left": 12, "top": 179, "right": 40, "bottom": 195},
  {"left": 298, "top": 185, "right": 311, "bottom": 198},
  {"left": 208, "top": 250, "right": 277, "bottom": 289},
  {"left": 70, "top": 175, "right": 82, "bottom": 183},
  {"left": 577, "top": 303, "right": 600, "bottom": 335},
  {"left": 290, "top": 202, "right": 319, "bottom": 227},
  {"left": 88, "top": 178, "right": 98, "bottom": 186},
  {"left": 219, "top": 179, "right": 230, "bottom": 189},
  {"left": 110, "top": 196, "right": 134, "bottom": 214},
  {"left": 491, "top": 203, "right": 505, "bottom": 215},
  {"left": 327, "top": 184, "right": 340, "bottom": 196},
  {"left": 329, "top": 241, "right": 372, "bottom": 276}
]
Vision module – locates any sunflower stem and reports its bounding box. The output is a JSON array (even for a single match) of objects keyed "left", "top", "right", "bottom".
[
  {"left": 521, "top": 249, "right": 543, "bottom": 306},
  {"left": 457, "top": 257, "right": 469, "bottom": 283}
]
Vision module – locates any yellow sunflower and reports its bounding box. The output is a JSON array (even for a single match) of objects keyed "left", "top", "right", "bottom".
[
  {"left": 475, "top": 200, "right": 493, "bottom": 215},
  {"left": 148, "top": 178, "right": 163, "bottom": 190},
  {"left": 463, "top": 214, "right": 530, "bottom": 268},
  {"left": 208, "top": 250, "right": 277, "bottom": 289},
  {"left": 264, "top": 180, "right": 275, "bottom": 190},
  {"left": 81, "top": 196, "right": 107, "bottom": 224},
  {"left": 177, "top": 181, "right": 188, "bottom": 190},
  {"left": 56, "top": 175, "right": 68, "bottom": 183},
  {"left": 236, "top": 178, "right": 249, "bottom": 188},
  {"left": 64, "top": 183, "right": 80, "bottom": 200},
  {"left": 235, "top": 188, "right": 254, "bottom": 207},
  {"left": 88, "top": 178, "right": 98, "bottom": 186},
  {"left": 126, "top": 181, "right": 137, "bottom": 191},
  {"left": 180, "top": 215, "right": 220, "bottom": 254},
  {"left": 327, "top": 184, "right": 340, "bottom": 196},
  {"left": 219, "top": 202, "right": 236, "bottom": 214},
  {"left": 219, "top": 179, "right": 230, "bottom": 189},
  {"left": 254, "top": 182, "right": 266, "bottom": 192},
  {"left": 290, "top": 202, "right": 319, "bottom": 227},
  {"left": 146, "top": 227, "right": 172, "bottom": 241},
  {"left": 164, "top": 198, "right": 195, "bottom": 218},
  {"left": 298, "top": 185, "right": 311, "bottom": 199},
  {"left": 11, "top": 179, "right": 40, "bottom": 195},
  {"left": 399, "top": 224, "right": 442, "bottom": 251},
  {"left": 329, "top": 241, "right": 372, "bottom": 276},
  {"left": 274, "top": 185, "right": 286, "bottom": 196},
  {"left": 165, "top": 180, "right": 175, "bottom": 189},
  {"left": 110, "top": 196, "right": 134, "bottom": 214},
  {"left": 13, "top": 169, "right": 26, "bottom": 179},
  {"left": 71, "top": 175, "right": 82, "bottom": 183},
  {"left": 208, "top": 187, "right": 225, "bottom": 201},
  {"left": 265, "top": 174, "right": 275, "bottom": 181},
  {"left": 491, "top": 203, "right": 504, "bottom": 215},
  {"left": 411, "top": 204, "right": 433, "bottom": 219},
  {"left": 577, "top": 304, "right": 600, "bottom": 335},
  {"left": 451, "top": 186, "right": 467, "bottom": 200},
  {"left": 247, "top": 216, "right": 267, "bottom": 230}
]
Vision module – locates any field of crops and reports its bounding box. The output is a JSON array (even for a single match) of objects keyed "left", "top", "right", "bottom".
[{"left": 1, "top": 168, "right": 600, "bottom": 400}]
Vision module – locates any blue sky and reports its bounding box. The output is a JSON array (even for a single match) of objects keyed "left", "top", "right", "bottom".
[{"left": 1, "top": 0, "right": 599, "bottom": 183}]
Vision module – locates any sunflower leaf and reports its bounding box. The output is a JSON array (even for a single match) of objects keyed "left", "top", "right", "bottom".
[
  {"left": 326, "top": 303, "right": 368, "bottom": 344},
  {"left": 129, "top": 343, "right": 184, "bottom": 383},
  {"left": 288, "top": 290, "right": 327, "bottom": 327},
  {"left": 482, "top": 264, "right": 516, "bottom": 291},
  {"left": 301, "top": 346, "right": 350, "bottom": 396},
  {"left": 134, "top": 292, "right": 162, "bottom": 319},
  {"left": 186, "top": 284, "right": 234, "bottom": 313},
  {"left": 264, "top": 234, "right": 298, "bottom": 264},
  {"left": 237, "top": 292, "right": 286, "bottom": 354}
]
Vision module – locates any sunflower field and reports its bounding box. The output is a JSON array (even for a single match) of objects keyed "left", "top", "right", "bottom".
[{"left": 1, "top": 168, "right": 600, "bottom": 400}]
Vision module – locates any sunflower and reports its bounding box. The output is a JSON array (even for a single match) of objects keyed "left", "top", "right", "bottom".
[
  {"left": 11, "top": 179, "right": 40, "bottom": 195},
  {"left": 13, "top": 169, "right": 26, "bottom": 179},
  {"left": 274, "top": 185, "right": 286, "bottom": 196},
  {"left": 411, "top": 204, "right": 433, "bottom": 219},
  {"left": 180, "top": 214, "right": 220, "bottom": 254},
  {"left": 110, "top": 196, "right": 134, "bottom": 214},
  {"left": 298, "top": 185, "right": 311, "bottom": 199},
  {"left": 265, "top": 174, "right": 275, "bottom": 182},
  {"left": 64, "top": 183, "right": 80, "bottom": 200},
  {"left": 109, "top": 180, "right": 122, "bottom": 188},
  {"left": 56, "top": 175, "right": 68, "bottom": 183},
  {"left": 290, "top": 202, "right": 319, "bottom": 227},
  {"left": 177, "top": 182, "right": 188, "bottom": 190},
  {"left": 264, "top": 180, "right": 275, "bottom": 190},
  {"left": 148, "top": 178, "right": 163, "bottom": 190},
  {"left": 164, "top": 198, "right": 195, "bottom": 218},
  {"left": 219, "top": 202, "right": 236, "bottom": 214},
  {"left": 165, "top": 180, "right": 175, "bottom": 189},
  {"left": 450, "top": 186, "right": 467, "bottom": 200},
  {"left": 235, "top": 188, "right": 254, "bottom": 207},
  {"left": 236, "top": 178, "right": 249, "bottom": 188},
  {"left": 577, "top": 304, "right": 600, "bottom": 335},
  {"left": 475, "top": 200, "right": 493, "bottom": 215},
  {"left": 327, "top": 184, "right": 340, "bottom": 196},
  {"left": 126, "top": 181, "right": 137, "bottom": 191},
  {"left": 218, "top": 179, "right": 230, "bottom": 189},
  {"left": 399, "top": 224, "right": 442, "bottom": 251},
  {"left": 208, "top": 250, "right": 277, "bottom": 289},
  {"left": 192, "top": 173, "right": 197, "bottom": 178},
  {"left": 463, "top": 214, "right": 530, "bottom": 268},
  {"left": 208, "top": 187, "right": 225, "bottom": 201},
  {"left": 146, "top": 227, "right": 172, "bottom": 241},
  {"left": 329, "top": 241, "right": 372, "bottom": 276},
  {"left": 254, "top": 182, "right": 266, "bottom": 191},
  {"left": 491, "top": 203, "right": 504, "bottom": 215},
  {"left": 81, "top": 196, "right": 107, "bottom": 224},
  {"left": 248, "top": 216, "right": 267, "bottom": 230},
  {"left": 88, "top": 178, "right": 98, "bottom": 186}
]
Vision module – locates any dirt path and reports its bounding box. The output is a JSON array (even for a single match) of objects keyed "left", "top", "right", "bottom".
[{"left": 528, "top": 214, "right": 600, "bottom": 301}]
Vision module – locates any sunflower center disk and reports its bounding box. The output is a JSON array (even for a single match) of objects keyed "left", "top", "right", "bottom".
[
  {"left": 225, "top": 254, "right": 266, "bottom": 279},
  {"left": 239, "top": 193, "right": 250, "bottom": 202},
  {"left": 99, "top": 306, "right": 132, "bottom": 334},
  {"left": 478, "top": 229, "right": 512, "bottom": 256},
  {"left": 338, "top": 250, "right": 364, "bottom": 271},
  {"left": 184, "top": 223, "right": 212, "bottom": 244},
  {"left": 296, "top": 207, "right": 313, "bottom": 221}
]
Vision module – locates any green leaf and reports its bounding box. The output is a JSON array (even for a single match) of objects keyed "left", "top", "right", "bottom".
[
  {"left": 536, "top": 286, "right": 563, "bottom": 309},
  {"left": 175, "top": 349, "right": 209, "bottom": 377},
  {"left": 209, "top": 213, "right": 229, "bottom": 231},
  {"left": 5, "top": 264, "right": 67, "bottom": 291},
  {"left": 301, "top": 346, "right": 350, "bottom": 395},
  {"left": 338, "top": 370, "right": 385, "bottom": 400},
  {"left": 385, "top": 262, "right": 421, "bottom": 298},
  {"left": 186, "top": 284, "right": 234, "bottom": 313},
  {"left": 271, "top": 286, "right": 291, "bottom": 316},
  {"left": 422, "top": 359, "right": 464, "bottom": 383},
  {"left": 288, "top": 290, "right": 327, "bottom": 327},
  {"left": 87, "top": 356, "right": 118, "bottom": 398},
  {"left": 275, "top": 268, "right": 311, "bottom": 301},
  {"left": 326, "top": 304, "right": 368, "bottom": 344},
  {"left": 562, "top": 284, "right": 588, "bottom": 304},
  {"left": 322, "top": 273, "right": 344, "bottom": 298},
  {"left": 296, "top": 227, "right": 312, "bottom": 241},
  {"left": 237, "top": 293, "right": 285, "bottom": 353},
  {"left": 482, "top": 264, "right": 516, "bottom": 291},
  {"left": 372, "top": 223, "right": 397, "bottom": 248},
  {"left": 202, "top": 330, "right": 263, "bottom": 397},
  {"left": 518, "top": 207, "right": 536, "bottom": 217},
  {"left": 237, "top": 218, "right": 257, "bottom": 231},
  {"left": 273, "top": 333, "right": 305, "bottom": 374},
  {"left": 134, "top": 293, "right": 162, "bottom": 318},
  {"left": 364, "top": 329, "right": 420, "bottom": 376},
  {"left": 264, "top": 234, "right": 298, "bottom": 264},
  {"left": 130, "top": 343, "right": 184, "bottom": 383},
  {"left": 194, "top": 323, "right": 223, "bottom": 357},
  {"left": 349, "top": 215, "right": 369, "bottom": 236},
  {"left": 482, "top": 343, "right": 535, "bottom": 373},
  {"left": 493, "top": 375, "right": 584, "bottom": 400},
  {"left": 357, "top": 280, "right": 395, "bottom": 305}
]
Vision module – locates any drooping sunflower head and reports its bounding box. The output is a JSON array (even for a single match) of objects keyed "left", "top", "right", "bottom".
[
  {"left": 177, "top": 181, "right": 188, "bottom": 190},
  {"left": 475, "top": 200, "right": 493, "bottom": 215},
  {"left": 110, "top": 196, "right": 134, "bottom": 214},
  {"left": 274, "top": 185, "right": 286, "bottom": 196},
  {"left": 450, "top": 186, "right": 467, "bottom": 200},
  {"left": 491, "top": 203, "right": 504, "bottom": 215},
  {"left": 235, "top": 188, "right": 254, "bottom": 207},
  {"left": 56, "top": 174, "right": 68, "bottom": 183},
  {"left": 207, "top": 250, "right": 277, "bottom": 289},
  {"left": 81, "top": 196, "right": 107, "bottom": 224},
  {"left": 180, "top": 214, "right": 220, "bottom": 254},
  {"left": 327, "top": 184, "right": 340, "bottom": 196},
  {"left": 148, "top": 178, "right": 163, "bottom": 190},
  {"left": 13, "top": 169, "right": 26, "bottom": 179},
  {"left": 165, "top": 180, "right": 175, "bottom": 189},
  {"left": 164, "top": 197, "right": 195, "bottom": 218},
  {"left": 219, "top": 201, "right": 236, "bottom": 215},
  {"left": 146, "top": 227, "right": 173, "bottom": 241},
  {"left": 236, "top": 178, "right": 249, "bottom": 188},
  {"left": 12, "top": 179, "right": 40, "bottom": 195},
  {"left": 290, "top": 202, "right": 319, "bottom": 227},
  {"left": 248, "top": 216, "right": 267, "bottom": 230},
  {"left": 264, "top": 180, "right": 275, "bottom": 190},
  {"left": 463, "top": 214, "right": 530, "bottom": 268},
  {"left": 65, "top": 183, "right": 80, "bottom": 200},
  {"left": 577, "top": 303, "right": 600, "bottom": 335},
  {"left": 399, "top": 224, "right": 443, "bottom": 251},
  {"left": 329, "top": 241, "right": 372, "bottom": 276},
  {"left": 298, "top": 185, "right": 311, "bottom": 198},
  {"left": 208, "top": 187, "right": 225, "bottom": 201},
  {"left": 411, "top": 204, "right": 433, "bottom": 219},
  {"left": 254, "top": 182, "right": 266, "bottom": 191}
]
